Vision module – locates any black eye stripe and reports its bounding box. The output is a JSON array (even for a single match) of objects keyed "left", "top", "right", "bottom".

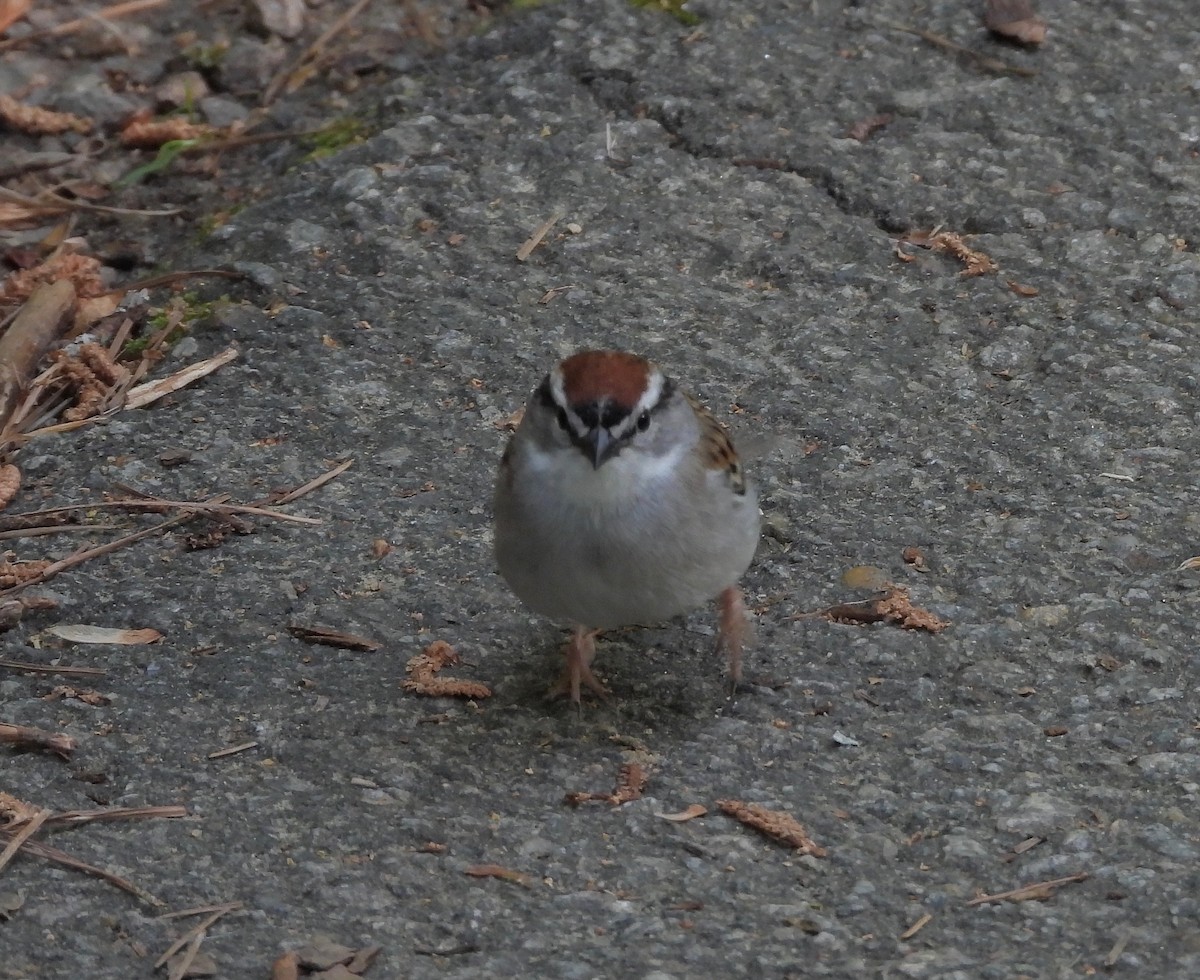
[{"left": 552, "top": 374, "right": 676, "bottom": 441}]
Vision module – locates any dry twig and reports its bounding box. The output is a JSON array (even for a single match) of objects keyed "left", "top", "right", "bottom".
[
  {"left": 0, "top": 281, "right": 75, "bottom": 434},
  {"left": 4, "top": 834, "right": 163, "bottom": 904},
  {"left": 0, "top": 721, "right": 76, "bottom": 757}
]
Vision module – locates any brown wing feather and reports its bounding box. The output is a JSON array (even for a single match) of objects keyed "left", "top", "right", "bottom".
[{"left": 684, "top": 392, "right": 748, "bottom": 495}]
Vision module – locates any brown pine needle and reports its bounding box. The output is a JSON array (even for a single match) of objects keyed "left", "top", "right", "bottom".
[
  {"left": 44, "top": 804, "right": 187, "bottom": 827},
  {"left": 267, "top": 458, "right": 353, "bottom": 505},
  {"left": 516, "top": 213, "right": 561, "bottom": 262},
  {"left": 166, "top": 933, "right": 204, "bottom": 980},
  {"left": 262, "top": 0, "right": 376, "bottom": 105},
  {"left": 155, "top": 903, "right": 240, "bottom": 969},
  {"left": 885, "top": 21, "right": 1037, "bottom": 77},
  {"left": 0, "top": 833, "right": 163, "bottom": 905},
  {"left": 0, "top": 659, "right": 106, "bottom": 676},
  {"left": 0, "top": 807, "right": 49, "bottom": 875},
  {"left": 0, "top": 0, "right": 168, "bottom": 51},
  {"left": 158, "top": 901, "right": 244, "bottom": 920},
  {"left": 0, "top": 506, "right": 207, "bottom": 599},
  {"left": 899, "top": 912, "right": 933, "bottom": 939}
]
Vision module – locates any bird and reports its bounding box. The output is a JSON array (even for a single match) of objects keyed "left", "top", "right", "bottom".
[{"left": 493, "top": 349, "right": 761, "bottom": 704}]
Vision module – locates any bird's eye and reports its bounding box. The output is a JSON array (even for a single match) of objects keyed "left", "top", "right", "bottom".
[
  {"left": 556, "top": 407, "right": 570, "bottom": 431},
  {"left": 636, "top": 411, "right": 651, "bottom": 432}
]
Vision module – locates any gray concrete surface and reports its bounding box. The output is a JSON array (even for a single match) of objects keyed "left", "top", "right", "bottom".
[{"left": 4, "top": 0, "right": 1200, "bottom": 976}]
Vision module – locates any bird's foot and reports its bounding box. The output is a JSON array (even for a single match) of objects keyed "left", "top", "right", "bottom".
[
  {"left": 715, "top": 585, "right": 752, "bottom": 695},
  {"left": 546, "top": 626, "right": 609, "bottom": 704}
]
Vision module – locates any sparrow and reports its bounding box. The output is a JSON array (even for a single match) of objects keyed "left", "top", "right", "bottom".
[{"left": 493, "top": 349, "right": 761, "bottom": 704}]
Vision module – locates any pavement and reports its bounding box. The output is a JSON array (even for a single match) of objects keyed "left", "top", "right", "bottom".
[{"left": 3, "top": 0, "right": 1200, "bottom": 977}]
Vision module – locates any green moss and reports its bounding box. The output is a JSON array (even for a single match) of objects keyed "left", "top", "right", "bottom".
[
  {"left": 629, "top": 0, "right": 701, "bottom": 26},
  {"left": 183, "top": 41, "right": 229, "bottom": 70},
  {"left": 196, "top": 204, "right": 245, "bottom": 240},
  {"left": 301, "top": 117, "right": 371, "bottom": 161},
  {"left": 124, "top": 294, "right": 222, "bottom": 356}
]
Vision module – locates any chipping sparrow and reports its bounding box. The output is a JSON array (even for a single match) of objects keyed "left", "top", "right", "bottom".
[{"left": 493, "top": 350, "right": 761, "bottom": 703}]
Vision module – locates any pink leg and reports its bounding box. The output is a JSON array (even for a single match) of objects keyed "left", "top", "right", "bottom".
[
  {"left": 547, "top": 626, "right": 609, "bottom": 703},
  {"left": 716, "top": 586, "right": 751, "bottom": 692}
]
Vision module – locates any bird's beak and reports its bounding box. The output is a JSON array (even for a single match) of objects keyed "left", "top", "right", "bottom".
[{"left": 581, "top": 427, "right": 614, "bottom": 469}]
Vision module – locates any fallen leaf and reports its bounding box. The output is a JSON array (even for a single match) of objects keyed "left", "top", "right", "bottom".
[{"left": 46, "top": 624, "right": 163, "bottom": 645}]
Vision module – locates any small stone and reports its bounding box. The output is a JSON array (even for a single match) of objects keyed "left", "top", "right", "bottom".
[
  {"left": 995, "top": 792, "right": 1080, "bottom": 836},
  {"left": 198, "top": 96, "right": 250, "bottom": 127},
  {"left": 248, "top": 0, "right": 307, "bottom": 39},
  {"left": 1020, "top": 604, "right": 1070, "bottom": 627},
  {"left": 155, "top": 71, "right": 210, "bottom": 110}
]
